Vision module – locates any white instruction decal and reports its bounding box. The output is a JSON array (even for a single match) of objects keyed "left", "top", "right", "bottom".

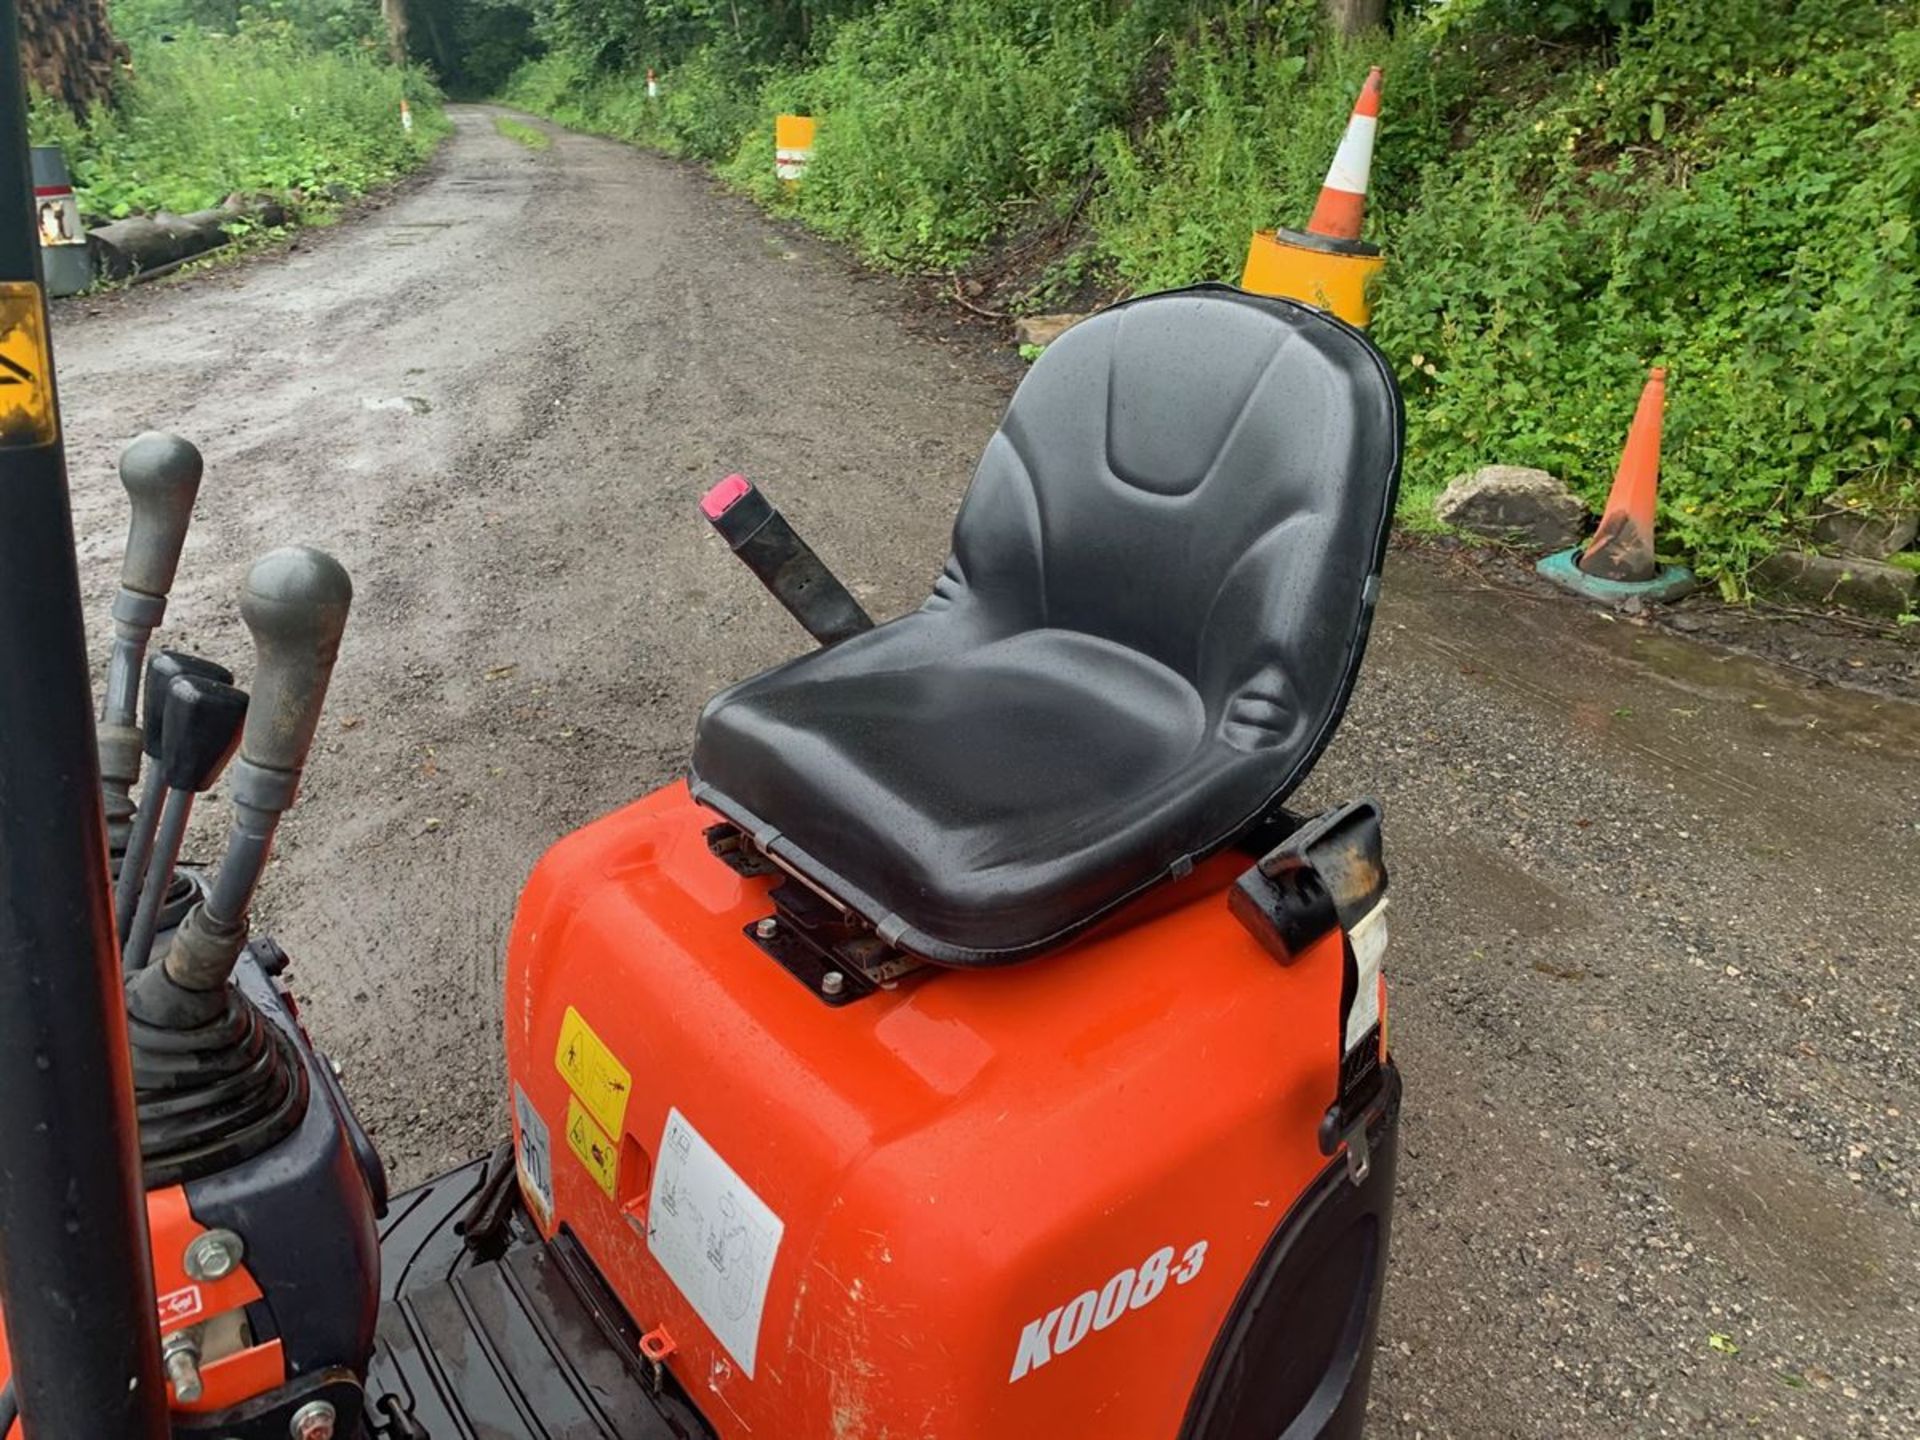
[
  {"left": 648, "top": 1107, "right": 785, "bottom": 1378},
  {"left": 1345, "top": 900, "right": 1389, "bottom": 1054},
  {"left": 514, "top": 1083, "right": 554, "bottom": 1226}
]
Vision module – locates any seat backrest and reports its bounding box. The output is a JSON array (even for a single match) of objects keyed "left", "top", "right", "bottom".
[{"left": 936, "top": 284, "right": 1401, "bottom": 757}]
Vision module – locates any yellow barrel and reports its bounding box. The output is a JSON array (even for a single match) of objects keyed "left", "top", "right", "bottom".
[{"left": 1240, "top": 228, "right": 1384, "bottom": 328}]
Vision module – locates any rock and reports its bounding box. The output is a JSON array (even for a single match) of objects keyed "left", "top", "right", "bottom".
[
  {"left": 1013, "top": 313, "right": 1087, "bottom": 349},
  {"left": 1753, "top": 550, "right": 1918, "bottom": 617},
  {"left": 1812, "top": 499, "right": 1918, "bottom": 561},
  {"left": 1434, "top": 466, "right": 1589, "bottom": 550}
]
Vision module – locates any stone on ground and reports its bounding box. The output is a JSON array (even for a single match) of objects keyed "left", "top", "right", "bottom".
[
  {"left": 1013, "top": 313, "right": 1087, "bottom": 349},
  {"left": 1812, "top": 499, "right": 1918, "bottom": 561},
  {"left": 1434, "top": 465, "right": 1589, "bottom": 550},
  {"left": 1753, "top": 550, "right": 1918, "bottom": 616}
]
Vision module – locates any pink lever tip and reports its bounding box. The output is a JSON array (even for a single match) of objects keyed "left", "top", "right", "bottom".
[{"left": 701, "top": 474, "right": 753, "bottom": 520}]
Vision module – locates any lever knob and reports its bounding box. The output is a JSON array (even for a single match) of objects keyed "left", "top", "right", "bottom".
[
  {"left": 142, "top": 651, "right": 235, "bottom": 762},
  {"left": 237, "top": 546, "right": 353, "bottom": 776},
  {"left": 159, "top": 674, "right": 249, "bottom": 793},
  {"left": 117, "top": 432, "right": 203, "bottom": 600}
]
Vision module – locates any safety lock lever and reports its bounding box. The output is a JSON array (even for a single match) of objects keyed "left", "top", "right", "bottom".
[
  {"left": 700, "top": 473, "right": 874, "bottom": 647},
  {"left": 1232, "top": 798, "right": 1390, "bottom": 1187}
]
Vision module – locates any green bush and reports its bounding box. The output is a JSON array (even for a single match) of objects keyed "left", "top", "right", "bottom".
[
  {"left": 30, "top": 26, "right": 446, "bottom": 218},
  {"left": 501, "top": 44, "right": 761, "bottom": 163},
  {"left": 1368, "top": 0, "right": 1920, "bottom": 582},
  {"left": 731, "top": 0, "right": 1161, "bottom": 267}
]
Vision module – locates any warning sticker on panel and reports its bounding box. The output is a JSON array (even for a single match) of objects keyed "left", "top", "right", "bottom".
[
  {"left": 514, "top": 1083, "right": 554, "bottom": 1226},
  {"left": 647, "top": 1107, "right": 785, "bottom": 1378},
  {"left": 1345, "top": 900, "right": 1389, "bottom": 1054},
  {"left": 565, "top": 1095, "right": 620, "bottom": 1197},
  {"left": 0, "top": 283, "right": 58, "bottom": 447},
  {"left": 555, "top": 1006, "right": 631, "bottom": 1138}
]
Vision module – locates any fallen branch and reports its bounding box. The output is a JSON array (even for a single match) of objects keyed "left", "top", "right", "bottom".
[{"left": 946, "top": 279, "right": 1011, "bottom": 321}]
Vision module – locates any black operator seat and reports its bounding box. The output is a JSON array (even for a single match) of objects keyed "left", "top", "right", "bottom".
[{"left": 689, "top": 284, "right": 1403, "bottom": 967}]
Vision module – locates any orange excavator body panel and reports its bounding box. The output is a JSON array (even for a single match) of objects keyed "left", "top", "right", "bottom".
[{"left": 504, "top": 781, "right": 1361, "bottom": 1438}]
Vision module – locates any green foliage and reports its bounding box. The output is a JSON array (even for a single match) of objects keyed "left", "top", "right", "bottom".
[
  {"left": 1470, "top": 0, "right": 1651, "bottom": 41},
  {"left": 502, "top": 41, "right": 762, "bottom": 161},
  {"left": 109, "top": 0, "right": 385, "bottom": 52},
  {"left": 407, "top": 0, "right": 544, "bottom": 98},
  {"left": 499, "top": 0, "right": 1919, "bottom": 583},
  {"left": 729, "top": 0, "right": 1172, "bottom": 266},
  {"left": 30, "top": 28, "right": 446, "bottom": 218},
  {"left": 534, "top": 0, "right": 873, "bottom": 74}
]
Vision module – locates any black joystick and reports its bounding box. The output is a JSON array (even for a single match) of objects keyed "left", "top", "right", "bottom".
[
  {"left": 121, "top": 673, "right": 248, "bottom": 973},
  {"left": 115, "top": 650, "right": 234, "bottom": 949}
]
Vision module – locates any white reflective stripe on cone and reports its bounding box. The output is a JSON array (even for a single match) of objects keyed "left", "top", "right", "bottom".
[{"left": 1322, "top": 114, "right": 1378, "bottom": 198}]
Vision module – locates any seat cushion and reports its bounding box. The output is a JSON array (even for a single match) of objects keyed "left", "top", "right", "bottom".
[
  {"left": 690, "top": 284, "right": 1403, "bottom": 966},
  {"left": 693, "top": 621, "right": 1228, "bottom": 951}
]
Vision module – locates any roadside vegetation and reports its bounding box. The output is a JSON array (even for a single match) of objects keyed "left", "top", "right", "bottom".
[
  {"left": 493, "top": 113, "right": 549, "bottom": 148},
  {"left": 28, "top": 1, "right": 446, "bottom": 221},
  {"left": 492, "top": 0, "right": 1918, "bottom": 591}
]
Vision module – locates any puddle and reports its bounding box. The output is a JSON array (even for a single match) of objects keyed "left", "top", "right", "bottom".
[
  {"left": 364, "top": 395, "right": 432, "bottom": 415},
  {"left": 1384, "top": 559, "right": 1919, "bottom": 756}
]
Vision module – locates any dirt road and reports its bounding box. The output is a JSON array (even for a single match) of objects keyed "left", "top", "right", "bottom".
[{"left": 50, "top": 106, "right": 1919, "bottom": 1438}]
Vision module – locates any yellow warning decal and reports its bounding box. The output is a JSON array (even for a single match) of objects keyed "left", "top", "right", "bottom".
[
  {"left": 555, "top": 1006, "right": 631, "bottom": 1138},
  {"left": 565, "top": 1095, "right": 619, "bottom": 1197},
  {"left": 0, "top": 282, "right": 58, "bottom": 447}
]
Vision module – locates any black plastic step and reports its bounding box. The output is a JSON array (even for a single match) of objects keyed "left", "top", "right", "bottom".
[{"left": 365, "top": 1151, "right": 714, "bottom": 1440}]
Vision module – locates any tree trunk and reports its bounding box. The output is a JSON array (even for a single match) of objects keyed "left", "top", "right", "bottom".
[
  {"left": 16, "top": 0, "right": 127, "bottom": 117},
  {"left": 381, "top": 0, "right": 411, "bottom": 67},
  {"left": 1324, "top": 0, "right": 1388, "bottom": 39},
  {"left": 89, "top": 197, "right": 287, "bottom": 282}
]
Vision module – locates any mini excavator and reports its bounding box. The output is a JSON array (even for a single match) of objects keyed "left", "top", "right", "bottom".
[{"left": 0, "top": 8, "right": 1405, "bottom": 1435}]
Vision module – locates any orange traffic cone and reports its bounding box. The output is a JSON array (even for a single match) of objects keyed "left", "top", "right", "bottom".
[
  {"left": 1305, "top": 66, "right": 1383, "bottom": 243},
  {"left": 1580, "top": 367, "right": 1667, "bottom": 583},
  {"left": 1241, "top": 65, "right": 1387, "bottom": 326}
]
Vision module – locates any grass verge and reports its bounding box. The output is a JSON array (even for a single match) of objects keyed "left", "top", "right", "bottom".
[{"left": 493, "top": 115, "right": 552, "bottom": 149}]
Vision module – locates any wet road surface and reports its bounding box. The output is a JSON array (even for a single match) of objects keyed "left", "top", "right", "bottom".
[{"left": 49, "top": 106, "right": 1920, "bottom": 1437}]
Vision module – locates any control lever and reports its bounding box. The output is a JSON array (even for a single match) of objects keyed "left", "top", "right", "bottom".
[
  {"left": 115, "top": 650, "right": 234, "bottom": 944},
  {"left": 121, "top": 674, "right": 248, "bottom": 973},
  {"left": 701, "top": 474, "right": 874, "bottom": 647},
  {"left": 98, "top": 434, "right": 204, "bottom": 852},
  {"left": 150, "top": 547, "right": 352, "bottom": 1001}
]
